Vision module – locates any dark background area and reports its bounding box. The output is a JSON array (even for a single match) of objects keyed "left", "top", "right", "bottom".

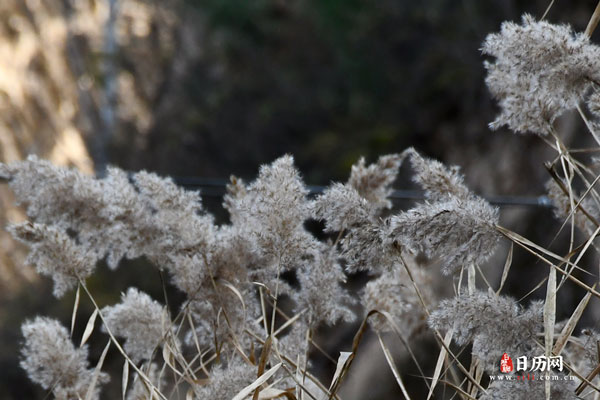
[{"left": 2, "top": 0, "right": 600, "bottom": 398}]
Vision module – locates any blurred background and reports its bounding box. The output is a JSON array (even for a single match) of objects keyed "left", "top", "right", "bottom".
[{"left": 1, "top": 0, "right": 600, "bottom": 398}]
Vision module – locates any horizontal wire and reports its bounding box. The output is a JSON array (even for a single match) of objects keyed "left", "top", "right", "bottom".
[
  {"left": 0, "top": 173, "right": 551, "bottom": 208},
  {"left": 172, "top": 177, "right": 552, "bottom": 208}
]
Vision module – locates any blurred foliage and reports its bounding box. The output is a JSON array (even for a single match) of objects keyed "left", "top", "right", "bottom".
[{"left": 120, "top": 0, "right": 588, "bottom": 185}]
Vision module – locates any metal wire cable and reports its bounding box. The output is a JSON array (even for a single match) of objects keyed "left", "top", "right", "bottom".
[
  {"left": 171, "top": 177, "right": 552, "bottom": 208},
  {"left": 0, "top": 173, "right": 552, "bottom": 208}
]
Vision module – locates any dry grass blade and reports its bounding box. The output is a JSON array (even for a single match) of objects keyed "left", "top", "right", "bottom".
[
  {"left": 468, "top": 360, "right": 484, "bottom": 399},
  {"left": 456, "top": 265, "right": 465, "bottom": 296},
  {"left": 497, "top": 225, "right": 571, "bottom": 264},
  {"left": 543, "top": 266, "right": 556, "bottom": 400},
  {"left": 270, "top": 256, "right": 283, "bottom": 335},
  {"left": 328, "top": 351, "right": 352, "bottom": 392},
  {"left": 375, "top": 310, "right": 429, "bottom": 390},
  {"left": 253, "top": 336, "right": 273, "bottom": 400},
  {"left": 496, "top": 226, "right": 600, "bottom": 300},
  {"left": 567, "top": 225, "right": 600, "bottom": 280},
  {"left": 186, "top": 311, "right": 205, "bottom": 372},
  {"left": 232, "top": 363, "right": 282, "bottom": 400},
  {"left": 269, "top": 351, "right": 319, "bottom": 400},
  {"left": 274, "top": 363, "right": 318, "bottom": 400},
  {"left": 80, "top": 308, "right": 98, "bottom": 348},
  {"left": 497, "top": 243, "right": 513, "bottom": 295},
  {"left": 71, "top": 284, "right": 80, "bottom": 337},
  {"left": 553, "top": 288, "right": 594, "bottom": 355},
  {"left": 427, "top": 329, "right": 453, "bottom": 400},
  {"left": 438, "top": 379, "right": 478, "bottom": 400},
  {"left": 248, "top": 330, "right": 330, "bottom": 400},
  {"left": 273, "top": 309, "right": 306, "bottom": 337},
  {"left": 122, "top": 359, "right": 129, "bottom": 400},
  {"left": 518, "top": 276, "right": 548, "bottom": 303},
  {"left": 545, "top": 163, "right": 600, "bottom": 230},
  {"left": 257, "top": 387, "right": 296, "bottom": 399},
  {"left": 84, "top": 339, "right": 110, "bottom": 400},
  {"left": 327, "top": 309, "right": 378, "bottom": 399},
  {"left": 398, "top": 255, "right": 484, "bottom": 395},
  {"left": 541, "top": 0, "right": 555, "bottom": 20},
  {"left": 430, "top": 330, "right": 486, "bottom": 395},
  {"left": 295, "top": 355, "right": 302, "bottom": 400},
  {"left": 576, "top": 362, "right": 600, "bottom": 395},
  {"left": 258, "top": 286, "right": 269, "bottom": 334},
  {"left": 578, "top": 104, "right": 600, "bottom": 147},
  {"left": 474, "top": 264, "right": 493, "bottom": 292},
  {"left": 79, "top": 281, "right": 168, "bottom": 400},
  {"left": 467, "top": 263, "right": 476, "bottom": 295},
  {"left": 217, "top": 278, "right": 247, "bottom": 316},
  {"left": 586, "top": 0, "right": 600, "bottom": 37},
  {"left": 162, "top": 341, "right": 187, "bottom": 380},
  {"left": 377, "top": 333, "right": 412, "bottom": 400}
]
